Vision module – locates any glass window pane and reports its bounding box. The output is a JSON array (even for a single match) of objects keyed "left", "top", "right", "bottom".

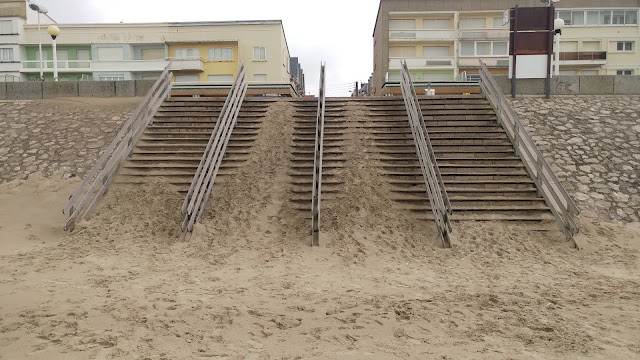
[
  {"left": 600, "top": 11, "right": 611, "bottom": 25},
  {"left": 572, "top": 11, "right": 585, "bottom": 25},
  {"left": 612, "top": 11, "right": 625, "bottom": 24},
  {"left": 492, "top": 17, "right": 505, "bottom": 28},
  {"left": 558, "top": 11, "right": 572, "bottom": 25},
  {"left": 390, "top": 19, "right": 415, "bottom": 30},
  {"left": 493, "top": 42, "right": 508, "bottom": 55},
  {"left": 423, "top": 46, "right": 450, "bottom": 58},
  {"left": 423, "top": 19, "right": 450, "bottom": 29},
  {"left": 586, "top": 11, "right": 599, "bottom": 25},
  {"left": 460, "top": 18, "right": 486, "bottom": 29},
  {"left": 477, "top": 42, "right": 491, "bottom": 56},
  {"left": 626, "top": 11, "right": 638, "bottom": 24},
  {"left": 460, "top": 42, "right": 474, "bottom": 56}
]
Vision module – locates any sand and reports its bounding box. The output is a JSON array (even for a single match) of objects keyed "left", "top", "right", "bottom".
[{"left": 1, "top": 101, "right": 639, "bottom": 359}]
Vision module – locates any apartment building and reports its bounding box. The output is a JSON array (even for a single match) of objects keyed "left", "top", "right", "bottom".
[
  {"left": 372, "top": 0, "right": 640, "bottom": 95},
  {"left": 0, "top": 0, "right": 304, "bottom": 94}
]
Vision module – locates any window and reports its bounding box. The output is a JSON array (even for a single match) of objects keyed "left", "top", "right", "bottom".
[
  {"left": 617, "top": 42, "right": 634, "bottom": 51},
  {"left": 581, "top": 70, "right": 599, "bottom": 75},
  {"left": 459, "top": 41, "right": 507, "bottom": 56},
  {"left": 174, "top": 48, "right": 199, "bottom": 60},
  {"left": 99, "top": 74, "right": 125, "bottom": 81},
  {"left": 175, "top": 75, "right": 199, "bottom": 82},
  {"left": 207, "top": 74, "right": 233, "bottom": 82},
  {"left": 616, "top": 70, "right": 633, "bottom": 75},
  {"left": 560, "top": 70, "right": 578, "bottom": 75},
  {"left": 557, "top": 9, "right": 638, "bottom": 25},
  {"left": 253, "top": 47, "right": 266, "bottom": 61},
  {"left": 459, "top": 18, "right": 486, "bottom": 29},
  {"left": 423, "top": 19, "right": 450, "bottom": 29},
  {"left": 254, "top": 74, "right": 267, "bottom": 82},
  {"left": 493, "top": 17, "right": 506, "bottom": 28},
  {"left": 57, "top": 50, "right": 69, "bottom": 68},
  {"left": 0, "top": 48, "right": 14, "bottom": 62},
  {"left": 389, "top": 46, "right": 415, "bottom": 58},
  {"left": 76, "top": 49, "right": 90, "bottom": 68},
  {"left": 558, "top": 11, "right": 572, "bottom": 25},
  {"left": 423, "top": 46, "right": 450, "bottom": 58},
  {"left": 389, "top": 19, "right": 415, "bottom": 30},
  {"left": 0, "top": 20, "right": 14, "bottom": 35},
  {"left": 97, "top": 47, "right": 124, "bottom": 61},
  {"left": 140, "top": 48, "right": 165, "bottom": 60},
  {"left": 208, "top": 47, "right": 233, "bottom": 61},
  {"left": 582, "top": 41, "right": 600, "bottom": 51}
]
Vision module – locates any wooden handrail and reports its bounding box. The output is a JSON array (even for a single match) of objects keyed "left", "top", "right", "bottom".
[
  {"left": 479, "top": 60, "right": 580, "bottom": 241},
  {"left": 311, "top": 63, "right": 326, "bottom": 247},
  {"left": 181, "top": 64, "right": 248, "bottom": 233},
  {"left": 400, "top": 60, "right": 453, "bottom": 248},
  {"left": 62, "top": 66, "right": 173, "bottom": 231}
]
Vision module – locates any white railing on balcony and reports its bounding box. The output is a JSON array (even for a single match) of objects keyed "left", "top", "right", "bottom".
[
  {"left": 458, "top": 57, "right": 509, "bottom": 67},
  {"left": 21, "top": 60, "right": 91, "bottom": 71},
  {"left": 389, "top": 57, "right": 455, "bottom": 69},
  {"left": 92, "top": 59, "right": 168, "bottom": 72},
  {"left": 167, "top": 58, "right": 205, "bottom": 72},
  {"left": 389, "top": 29, "right": 455, "bottom": 41},
  {"left": 458, "top": 29, "right": 508, "bottom": 40}
]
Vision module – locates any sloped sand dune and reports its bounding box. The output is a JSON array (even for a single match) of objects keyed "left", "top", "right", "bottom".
[{"left": 1, "top": 101, "right": 639, "bottom": 359}]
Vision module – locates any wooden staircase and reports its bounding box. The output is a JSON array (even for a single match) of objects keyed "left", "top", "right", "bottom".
[
  {"left": 363, "top": 95, "right": 554, "bottom": 222},
  {"left": 114, "top": 97, "right": 271, "bottom": 191}
]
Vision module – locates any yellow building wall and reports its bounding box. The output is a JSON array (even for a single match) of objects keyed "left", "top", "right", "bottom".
[{"left": 168, "top": 42, "right": 239, "bottom": 82}]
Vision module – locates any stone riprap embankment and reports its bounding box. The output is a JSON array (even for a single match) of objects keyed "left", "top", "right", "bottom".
[
  {"left": 0, "top": 98, "right": 139, "bottom": 184},
  {"left": 509, "top": 96, "right": 640, "bottom": 223}
]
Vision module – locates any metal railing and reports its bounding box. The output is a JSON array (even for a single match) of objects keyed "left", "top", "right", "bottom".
[
  {"left": 311, "top": 63, "right": 326, "bottom": 246},
  {"left": 62, "top": 66, "right": 173, "bottom": 231},
  {"left": 478, "top": 60, "right": 580, "bottom": 241},
  {"left": 400, "top": 60, "right": 453, "bottom": 248},
  {"left": 181, "top": 64, "right": 248, "bottom": 233}
]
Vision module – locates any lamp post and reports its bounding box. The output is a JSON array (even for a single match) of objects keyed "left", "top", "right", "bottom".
[
  {"left": 47, "top": 25, "right": 60, "bottom": 81},
  {"left": 28, "top": 1, "right": 48, "bottom": 81},
  {"left": 554, "top": 18, "right": 565, "bottom": 76}
]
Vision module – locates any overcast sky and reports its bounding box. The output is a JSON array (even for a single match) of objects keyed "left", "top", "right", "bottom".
[{"left": 34, "top": 0, "right": 380, "bottom": 96}]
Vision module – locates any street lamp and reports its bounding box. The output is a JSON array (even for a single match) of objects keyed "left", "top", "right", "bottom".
[
  {"left": 47, "top": 25, "right": 60, "bottom": 81},
  {"left": 554, "top": 18, "right": 565, "bottom": 76},
  {"left": 28, "top": 1, "right": 48, "bottom": 81}
]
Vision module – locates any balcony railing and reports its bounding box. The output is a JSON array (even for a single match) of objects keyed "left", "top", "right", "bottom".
[
  {"left": 389, "top": 29, "right": 455, "bottom": 41},
  {"left": 458, "top": 57, "right": 509, "bottom": 67},
  {"left": 389, "top": 57, "right": 455, "bottom": 69},
  {"left": 21, "top": 60, "right": 91, "bottom": 71},
  {"left": 167, "top": 58, "right": 205, "bottom": 72},
  {"left": 459, "top": 29, "right": 508, "bottom": 40},
  {"left": 92, "top": 59, "right": 168, "bottom": 72}
]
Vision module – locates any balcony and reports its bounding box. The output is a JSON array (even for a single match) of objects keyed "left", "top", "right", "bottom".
[
  {"left": 558, "top": 51, "right": 607, "bottom": 66},
  {"left": 21, "top": 60, "right": 91, "bottom": 72},
  {"left": 458, "top": 57, "right": 509, "bottom": 68},
  {"left": 92, "top": 59, "right": 168, "bottom": 72},
  {"left": 167, "top": 58, "right": 204, "bottom": 72},
  {"left": 389, "top": 29, "right": 455, "bottom": 41},
  {"left": 389, "top": 57, "right": 455, "bottom": 70},
  {"left": 459, "top": 29, "right": 508, "bottom": 40}
]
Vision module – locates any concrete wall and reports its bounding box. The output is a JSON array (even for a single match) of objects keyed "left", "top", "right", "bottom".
[
  {"left": 0, "top": 80, "right": 153, "bottom": 99},
  {"left": 494, "top": 75, "right": 640, "bottom": 95}
]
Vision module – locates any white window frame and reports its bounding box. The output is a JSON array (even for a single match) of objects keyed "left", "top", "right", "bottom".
[
  {"left": 616, "top": 70, "right": 634, "bottom": 75},
  {"left": 389, "top": 19, "right": 416, "bottom": 30},
  {"left": 174, "top": 48, "right": 200, "bottom": 60},
  {"left": 208, "top": 47, "right": 233, "bottom": 62},
  {"left": 459, "top": 41, "right": 508, "bottom": 57},
  {"left": 556, "top": 9, "right": 638, "bottom": 26},
  {"left": 616, "top": 41, "right": 634, "bottom": 52},
  {"left": 253, "top": 46, "right": 267, "bottom": 61},
  {"left": 459, "top": 18, "right": 487, "bottom": 29},
  {"left": 0, "top": 48, "right": 14, "bottom": 62}
]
